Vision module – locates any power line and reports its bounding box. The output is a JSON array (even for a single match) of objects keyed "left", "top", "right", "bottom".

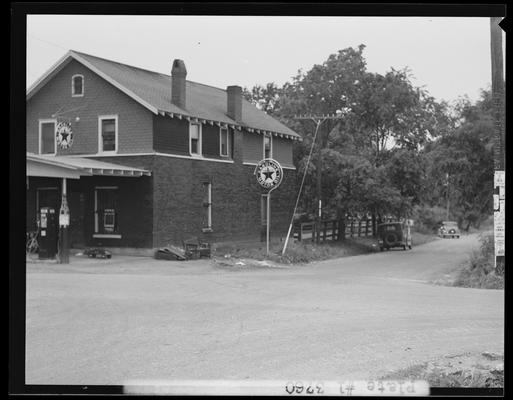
[{"left": 28, "top": 34, "right": 68, "bottom": 51}]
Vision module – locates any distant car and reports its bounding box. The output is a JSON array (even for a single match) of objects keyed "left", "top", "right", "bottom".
[
  {"left": 377, "top": 221, "right": 412, "bottom": 251},
  {"left": 438, "top": 221, "right": 460, "bottom": 238}
]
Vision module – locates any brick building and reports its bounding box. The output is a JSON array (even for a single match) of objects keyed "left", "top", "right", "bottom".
[{"left": 26, "top": 50, "right": 301, "bottom": 253}]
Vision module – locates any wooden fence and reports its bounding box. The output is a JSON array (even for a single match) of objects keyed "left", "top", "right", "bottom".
[{"left": 293, "top": 219, "right": 373, "bottom": 242}]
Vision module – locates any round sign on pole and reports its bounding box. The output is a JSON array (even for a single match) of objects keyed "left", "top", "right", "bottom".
[
  {"left": 254, "top": 158, "right": 283, "bottom": 256},
  {"left": 254, "top": 158, "right": 283, "bottom": 191}
]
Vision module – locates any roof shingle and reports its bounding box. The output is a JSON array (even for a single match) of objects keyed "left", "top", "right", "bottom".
[{"left": 68, "top": 50, "right": 300, "bottom": 139}]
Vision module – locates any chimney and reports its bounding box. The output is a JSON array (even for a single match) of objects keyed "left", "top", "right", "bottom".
[
  {"left": 227, "top": 85, "right": 242, "bottom": 122},
  {"left": 171, "top": 59, "right": 187, "bottom": 109}
]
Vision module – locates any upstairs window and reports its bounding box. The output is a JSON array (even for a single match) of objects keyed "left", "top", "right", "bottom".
[
  {"left": 71, "top": 75, "right": 84, "bottom": 97},
  {"left": 98, "top": 115, "right": 118, "bottom": 153},
  {"left": 263, "top": 134, "right": 272, "bottom": 159},
  {"left": 189, "top": 122, "right": 202, "bottom": 156},
  {"left": 219, "top": 127, "right": 229, "bottom": 157},
  {"left": 39, "top": 120, "right": 56, "bottom": 155}
]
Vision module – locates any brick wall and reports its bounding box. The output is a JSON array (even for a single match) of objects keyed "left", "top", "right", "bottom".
[
  {"left": 152, "top": 154, "right": 297, "bottom": 247},
  {"left": 27, "top": 59, "right": 154, "bottom": 156}
]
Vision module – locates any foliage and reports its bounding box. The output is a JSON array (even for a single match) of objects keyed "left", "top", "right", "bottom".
[
  {"left": 244, "top": 46, "right": 494, "bottom": 232},
  {"left": 410, "top": 205, "right": 448, "bottom": 233},
  {"left": 425, "top": 91, "right": 494, "bottom": 230},
  {"left": 453, "top": 233, "right": 504, "bottom": 289}
]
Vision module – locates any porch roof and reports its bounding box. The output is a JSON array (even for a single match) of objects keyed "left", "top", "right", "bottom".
[{"left": 26, "top": 154, "right": 151, "bottom": 178}]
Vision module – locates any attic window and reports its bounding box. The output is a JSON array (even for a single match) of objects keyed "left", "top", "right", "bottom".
[{"left": 72, "top": 75, "right": 84, "bottom": 97}]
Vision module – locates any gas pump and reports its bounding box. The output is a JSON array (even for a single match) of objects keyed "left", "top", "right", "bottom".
[{"left": 39, "top": 207, "right": 58, "bottom": 259}]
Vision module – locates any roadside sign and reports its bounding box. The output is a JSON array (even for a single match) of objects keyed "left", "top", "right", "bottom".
[
  {"left": 254, "top": 158, "right": 283, "bottom": 255},
  {"left": 494, "top": 171, "right": 505, "bottom": 266},
  {"left": 254, "top": 158, "right": 283, "bottom": 190}
]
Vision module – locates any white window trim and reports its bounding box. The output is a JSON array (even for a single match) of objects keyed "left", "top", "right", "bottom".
[
  {"left": 94, "top": 186, "right": 120, "bottom": 237},
  {"left": 189, "top": 122, "right": 202, "bottom": 157},
  {"left": 98, "top": 115, "right": 118, "bottom": 155},
  {"left": 71, "top": 74, "right": 84, "bottom": 97},
  {"left": 38, "top": 119, "right": 57, "bottom": 155},
  {"left": 219, "top": 127, "right": 230, "bottom": 157},
  {"left": 263, "top": 134, "right": 273, "bottom": 159}
]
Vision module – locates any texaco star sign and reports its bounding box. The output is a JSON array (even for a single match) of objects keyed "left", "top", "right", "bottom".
[{"left": 255, "top": 158, "right": 283, "bottom": 191}]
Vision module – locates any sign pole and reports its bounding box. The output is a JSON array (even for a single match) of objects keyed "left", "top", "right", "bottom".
[
  {"left": 266, "top": 191, "right": 271, "bottom": 255},
  {"left": 254, "top": 158, "right": 283, "bottom": 257},
  {"left": 59, "top": 177, "right": 70, "bottom": 264}
]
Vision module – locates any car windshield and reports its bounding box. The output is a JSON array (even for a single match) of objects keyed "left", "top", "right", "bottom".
[
  {"left": 443, "top": 222, "right": 458, "bottom": 227},
  {"left": 379, "top": 224, "right": 401, "bottom": 232}
]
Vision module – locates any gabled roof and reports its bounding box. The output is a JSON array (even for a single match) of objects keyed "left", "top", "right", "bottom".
[{"left": 27, "top": 50, "right": 301, "bottom": 140}]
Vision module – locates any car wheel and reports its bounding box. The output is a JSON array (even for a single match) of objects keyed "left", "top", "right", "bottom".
[
  {"left": 408, "top": 245, "right": 412, "bottom": 249},
  {"left": 403, "top": 245, "right": 406, "bottom": 250},
  {"left": 380, "top": 247, "right": 384, "bottom": 252}
]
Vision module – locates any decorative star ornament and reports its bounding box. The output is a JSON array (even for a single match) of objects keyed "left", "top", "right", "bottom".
[{"left": 56, "top": 122, "right": 74, "bottom": 150}]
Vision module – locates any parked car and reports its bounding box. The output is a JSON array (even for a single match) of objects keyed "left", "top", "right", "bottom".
[
  {"left": 438, "top": 221, "right": 460, "bottom": 238},
  {"left": 377, "top": 221, "right": 412, "bottom": 251}
]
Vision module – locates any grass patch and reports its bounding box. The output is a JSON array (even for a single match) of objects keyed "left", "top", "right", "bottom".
[
  {"left": 213, "top": 229, "right": 438, "bottom": 265},
  {"left": 213, "top": 238, "right": 377, "bottom": 265},
  {"left": 381, "top": 360, "right": 504, "bottom": 388},
  {"left": 453, "top": 232, "right": 504, "bottom": 289}
]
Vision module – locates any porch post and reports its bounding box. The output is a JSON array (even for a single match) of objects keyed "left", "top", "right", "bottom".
[{"left": 59, "top": 177, "right": 70, "bottom": 264}]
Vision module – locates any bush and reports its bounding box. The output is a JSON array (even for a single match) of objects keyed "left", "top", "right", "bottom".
[
  {"left": 411, "top": 205, "right": 448, "bottom": 233},
  {"left": 453, "top": 233, "right": 504, "bottom": 289}
]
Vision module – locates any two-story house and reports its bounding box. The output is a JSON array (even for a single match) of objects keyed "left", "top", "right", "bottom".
[{"left": 26, "top": 50, "right": 301, "bottom": 253}]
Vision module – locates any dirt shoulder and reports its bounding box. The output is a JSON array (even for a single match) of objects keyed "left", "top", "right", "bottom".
[{"left": 380, "top": 351, "right": 504, "bottom": 388}]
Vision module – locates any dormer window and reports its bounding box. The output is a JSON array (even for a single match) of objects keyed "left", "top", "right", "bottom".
[{"left": 71, "top": 74, "right": 84, "bottom": 97}]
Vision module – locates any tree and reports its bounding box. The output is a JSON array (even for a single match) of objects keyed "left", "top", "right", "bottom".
[
  {"left": 242, "top": 83, "right": 282, "bottom": 115},
  {"left": 424, "top": 90, "right": 494, "bottom": 230},
  {"left": 244, "top": 45, "right": 459, "bottom": 236}
]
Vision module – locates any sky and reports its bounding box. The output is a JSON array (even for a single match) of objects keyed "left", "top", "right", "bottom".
[{"left": 27, "top": 15, "right": 505, "bottom": 105}]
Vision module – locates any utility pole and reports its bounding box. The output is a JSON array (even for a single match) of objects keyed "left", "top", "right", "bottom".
[
  {"left": 445, "top": 173, "right": 450, "bottom": 220},
  {"left": 294, "top": 113, "right": 345, "bottom": 243},
  {"left": 490, "top": 17, "right": 505, "bottom": 271},
  {"left": 490, "top": 17, "right": 505, "bottom": 170}
]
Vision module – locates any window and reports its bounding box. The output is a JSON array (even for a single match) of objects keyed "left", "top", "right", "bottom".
[
  {"left": 219, "top": 127, "right": 229, "bottom": 157},
  {"left": 71, "top": 75, "right": 84, "bottom": 97},
  {"left": 94, "top": 187, "right": 120, "bottom": 237},
  {"left": 39, "top": 120, "right": 56, "bottom": 155},
  {"left": 189, "top": 123, "right": 202, "bottom": 155},
  {"left": 263, "top": 134, "right": 272, "bottom": 159},
  {"left": 261, "top": 194, "right": 269, "bottom": 226},
  {"left": 98, "top": 115, "right": 118, "bottom": 153},
  {"left": 202, "top": 182, "right": 212, "bottom": 231}
]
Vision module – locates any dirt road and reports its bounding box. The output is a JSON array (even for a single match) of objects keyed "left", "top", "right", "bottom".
[{"left": 26, "top": 234, "right": 503, "bottom": 385}]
